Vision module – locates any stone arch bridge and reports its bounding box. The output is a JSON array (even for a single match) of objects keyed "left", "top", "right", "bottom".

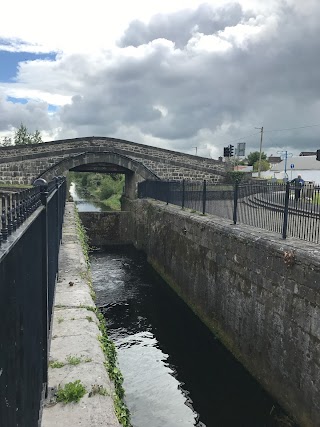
[{"left": 0, "top": 137, "right": 227, "bottom": 198}]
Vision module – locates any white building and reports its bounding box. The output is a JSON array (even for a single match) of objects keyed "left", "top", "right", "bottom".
[{"left": 253, "top": 155, "right": 320, "bottom": 185}]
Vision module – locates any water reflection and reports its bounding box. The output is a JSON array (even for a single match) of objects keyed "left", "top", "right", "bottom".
[
  {"left": 91, "top": 246, "right": 295, "bottom": 427},
  {"left": 69, "top": 182, "right": 111, "bottom": 212}
]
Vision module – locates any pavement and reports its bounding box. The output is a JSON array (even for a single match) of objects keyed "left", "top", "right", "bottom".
[{"left": 41, "top": 203, "right": 120, "bottom": 427}]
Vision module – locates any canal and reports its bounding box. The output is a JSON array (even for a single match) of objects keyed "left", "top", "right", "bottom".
[{"left": 90, "top": 246, "right": 295, "bottom": 427}]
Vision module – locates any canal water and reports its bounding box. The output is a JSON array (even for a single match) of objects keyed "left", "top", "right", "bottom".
[
  {"left": 69, "top": 182, "right": 111, "bottom": 212},
  {"left": 90, "top": 246, "right": 295, "bottom": 427}
]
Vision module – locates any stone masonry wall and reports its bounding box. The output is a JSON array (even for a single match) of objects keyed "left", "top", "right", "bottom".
[
  {"left": 79, "top": 212, "right": 133, "bottom": 247},
  {"left": 0, "top": 138, "right": 226, "bottom": 184},
  {"left": 125, "top": 198, "right": 320, "bottom": 427}
]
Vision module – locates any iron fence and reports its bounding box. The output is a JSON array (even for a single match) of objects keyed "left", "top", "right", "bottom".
[
  {"left": 0, "top": 177, "right": 66, "bottom": 427},
  {"left": 138, "top": 179, "right": 320, "bottom": 243}
]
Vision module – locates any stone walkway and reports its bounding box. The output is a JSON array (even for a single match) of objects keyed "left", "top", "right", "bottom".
[{"left": 41, "top": 203, "right": 120, "bottom": 427}]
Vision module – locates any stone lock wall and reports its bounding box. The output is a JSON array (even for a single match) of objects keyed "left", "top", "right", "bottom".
[
  {"left": 78, "top": 211, "right": 133, "bottom": 247},
  {"left": 125, "top": 198, "right": 320, "bottom": 427}
]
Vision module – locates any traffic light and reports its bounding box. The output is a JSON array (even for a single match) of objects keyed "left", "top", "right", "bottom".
[
  {"left": 223, "top": 146, "right": 230, "bottom": 157},
  {"left": 317, "top": 149, "right": 320, "bottom": 161},
  {"left": 229, "top": 144, "right": 234, "bottom": 157}
]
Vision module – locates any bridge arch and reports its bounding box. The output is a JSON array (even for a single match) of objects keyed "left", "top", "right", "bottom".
[{"left": 38, "top": 151, "right": 160, "bottom": 199}]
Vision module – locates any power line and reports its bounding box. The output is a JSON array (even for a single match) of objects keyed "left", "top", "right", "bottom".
[
  {"left": 265, "top": 123, "right": 320, "bottom": 133},
  {"left": 225, "top": 131, "right": 261, "bottom": 145}
]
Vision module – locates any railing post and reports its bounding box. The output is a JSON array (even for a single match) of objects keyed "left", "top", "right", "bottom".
[
  {"left": 233, "top": 180, "right": 239, "bottom": 224},
  {"left": 282, "top": 181, "right": 290, "bottom": 239},
  {"left": 182, "top": 179, "right": 185, "bottom": 209},
  {"left": 33, "top": 178, "right": 49, "bottom": 395},
  {"left": 1, "top": 195, "right": 8, "bottom": 242},
  {"left": 7, "top": 195, "right": 13, "bottom": 236},
  {"left": 202, "top": 180, "right": 207, "bottom": 215}
]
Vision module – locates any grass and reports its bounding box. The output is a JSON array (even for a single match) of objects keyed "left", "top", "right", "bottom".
[
  {"left": 89, "top": 384, "right": 109, "bottom": 397},
  {"left": 56, "top": 380, "right": 86, "bottom": 404},
  {"left": 97, "top": 310, "right": 131, "bottom": 426},
  {"left": 66, "top": 355, "right": 82, "bottom": 366},
  {"left": 102, "top": 193, "right": 121, "bottom": 210},
  {"left": 49, "top": 360, "right": 65, "bottom": 369},
  {"left": 0, "top": 183, "right": 32, "bottom": 189}
]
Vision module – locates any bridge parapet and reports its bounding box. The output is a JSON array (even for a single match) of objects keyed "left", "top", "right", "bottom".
[{"left": 0, "top": 137, "right": 227, "bottom": 186}]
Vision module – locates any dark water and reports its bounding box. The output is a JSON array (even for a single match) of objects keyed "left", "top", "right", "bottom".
[{"left": 90, "top": 246, "right": 295, "bottom": 427}]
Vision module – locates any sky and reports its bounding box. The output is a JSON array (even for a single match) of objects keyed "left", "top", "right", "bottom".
[{"left": 0, "top": 0, "right": 320, "bottom": 159}]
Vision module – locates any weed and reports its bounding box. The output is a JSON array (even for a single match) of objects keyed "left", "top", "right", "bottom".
[
  {"left": 56, "top": 380, "right": 86, "bottom": 404},
  {"left": 86, "top": 316, "right": 93, "bottom": 322},
  {"left": 49, "top": 360, "right": 65, "bottom": 369},
  {"left": 97, "top": 310, "right": 131, "bottom": 425},
  {"left": 66, "top": 355, "right": 82, "bottom": 366},
  {"left": 79, "top": 304, "right": 96, "bottom": 313},
  {"left": 88, "top": 384, "right": 109, "bottom": 397}
]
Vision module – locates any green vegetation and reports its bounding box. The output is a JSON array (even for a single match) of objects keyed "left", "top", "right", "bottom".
[
  {"left": 247, "top": 151, "right": 267, "bottom": 166},
  {"left": 89, "top": 384, "right": 109, "bottom": 397},
  {"left": 0, "top": 123, "right": 43, "bottom": 146},
  {"left": 226, "top": 171, "right": 247, "bottom": 183},
  {"left": 70, "top": 172, "right": 124, "bottom": 210},
  {"left": 49, "top": 360, "right": 65, "bottom": 369},
  {"left": 56, "top": 380, "right": 86, "bottom": 404},
  {"left": 0, "top": 183, "right": 32, "bottom": 189},
  {"left": 97, "top": 310, "right": 131, "bottom": 426},
  {"left": 74, "top": 212, "right": 130, "bottom": 425},
  {"left": 66, "top": 355, "right": 82, "bottom": 366},
  {"left": 253, "top": 159, "right": 270, "bottom": 171}
]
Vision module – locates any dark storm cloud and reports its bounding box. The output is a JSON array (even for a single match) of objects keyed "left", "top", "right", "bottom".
[
  {"left": 119, "top": 3, "right": 246, "bottom": 49},
  {"left": 58, "top": 1, "right": 320, "bottom": 154}
]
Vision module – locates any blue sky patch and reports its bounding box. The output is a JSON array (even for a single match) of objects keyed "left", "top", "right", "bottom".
[
  {"left": 48, "top": 104, "right": 58, "bottom": 112},
  {"left": 0, "top": 50, "right": 56, "bottom": 82},
  {"left": 7, "top": 96, "right": 28, "bottom": 104}
]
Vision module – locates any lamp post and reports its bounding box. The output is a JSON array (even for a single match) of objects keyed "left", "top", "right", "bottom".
[{"left": 255, "top": 126, "right": 264, "bottom": 178}]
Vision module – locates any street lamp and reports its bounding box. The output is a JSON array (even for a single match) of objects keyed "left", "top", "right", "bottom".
[{"left": 254, "top": 126, "right": 264, "bottom": 178}]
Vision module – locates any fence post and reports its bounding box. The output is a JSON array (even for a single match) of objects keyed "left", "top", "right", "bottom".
[
  {"left": 282, "top": 181, "right": 290, "bottom": 239},
  {"left": 182, "top": 179, "right": 185, "bottom": 209},
  {"left": 166, "top": 181, "right": 170, "bottom": 205},
  {"left": 1, "top": 195, "right": 8, "bottom": 242},
  {"left": 33, "top": 178, "right": 49, "bottom": 395},
  {"left": 233, "top": 180, "right": 239, "bottom": 224},
  {"left": 202, "top": 180, "right": 207, "bottom": 215}
]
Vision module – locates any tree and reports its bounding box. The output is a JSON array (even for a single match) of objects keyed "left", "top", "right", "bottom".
[
  {"left": 247, "top": 151, "right": 267, "bottom": 166},
  {"left": 14, "top": 124, "right": 31, "bottom": 145},
  {"left": 0, "top": 136, "right": 13, "bottom": 147},
  {"left": 32, "top": 130, "right": 42, "bottom": 144},
  {"left": 14, "top": 124, "right": 43, "bottom": 145},
  {"left": 253, "top": 159, "right": 270, "bottom": 172}
]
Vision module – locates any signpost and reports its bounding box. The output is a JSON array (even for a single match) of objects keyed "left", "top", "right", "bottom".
[{"left": 290, "top": 163, "right": 294, "bottom": 180}]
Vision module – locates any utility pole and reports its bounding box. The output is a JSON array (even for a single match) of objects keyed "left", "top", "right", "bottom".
[
  {"left": 194, "top": 147, "right": 198, "bottom": 156},
  {"left": 255, "top": 126, "right": 264, "bottom": 178}
]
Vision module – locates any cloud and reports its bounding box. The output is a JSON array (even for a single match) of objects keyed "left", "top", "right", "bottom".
[
  {"left": 0, "top": 1, "right": 320, "bottom": 158},
  {"left": 119, "top": 3, "right": 246, "bottom": 49}
]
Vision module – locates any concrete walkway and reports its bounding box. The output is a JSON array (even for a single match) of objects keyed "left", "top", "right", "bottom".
[{"left": 42, "top": 203, "right": 120, "bottom": 427}]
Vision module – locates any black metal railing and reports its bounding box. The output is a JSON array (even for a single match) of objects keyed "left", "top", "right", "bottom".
[
  {"left": 0, "top": 177, "right": 66, "bottom": 427},
  {"left": 138, "top": 179, "right": 320, "bottom": 243}
]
